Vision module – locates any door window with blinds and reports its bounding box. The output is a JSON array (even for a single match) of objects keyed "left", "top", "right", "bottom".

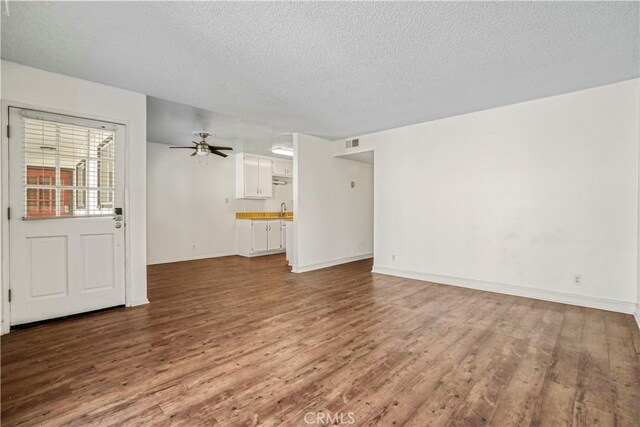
[{"left": 22, "top": 111, "right": 117, "bottom": 218}]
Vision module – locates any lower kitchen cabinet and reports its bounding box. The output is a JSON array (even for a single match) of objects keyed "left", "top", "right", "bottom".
[{"left": 237, "top": 220, "right": 287, "bottom": 257}]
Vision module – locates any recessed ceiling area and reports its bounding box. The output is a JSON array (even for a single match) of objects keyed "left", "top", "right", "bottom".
[
  {"left": 147, "top": 96, "right": 293, "bottom": 158},
  {"left": 336, "top": 150, "right": 374, "bottom": 165},
  {"left": 2, "top": 2, "right": 638, "bottom": 140}
]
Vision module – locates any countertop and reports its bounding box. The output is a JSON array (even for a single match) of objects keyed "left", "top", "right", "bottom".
[{"left": 236, "top": 212, "right": 293, "bottom": 221}]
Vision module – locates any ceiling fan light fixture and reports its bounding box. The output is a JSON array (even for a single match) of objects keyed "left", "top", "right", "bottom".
[
  {"left": 169, "top": 130, "right": 232, "bottom": 158},
  {"left": 271, "top": 147, "right": 293, "bottom": 157},
  {"left": 195, "top": 144, "right": 210, "bottom": 156}
]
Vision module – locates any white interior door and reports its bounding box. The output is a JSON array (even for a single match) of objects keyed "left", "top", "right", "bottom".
[{"left": 8, "top": 108, "right": 126, "bottom": 325}]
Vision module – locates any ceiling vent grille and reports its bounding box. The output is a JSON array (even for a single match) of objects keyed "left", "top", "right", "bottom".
[{"left": 346, "top": 138, "right": 359, "bottom": 148}]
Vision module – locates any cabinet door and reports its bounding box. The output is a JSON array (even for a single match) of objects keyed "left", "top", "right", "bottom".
[
  {"left": 252, "top": 221, "right": 268, "bottom": 252},
  {"left": 244, "top": 156, "right": 260, "bottom": 198},
  {"left": 280, "top": 221, "right": 287, "bottom": 249},
  {"left": 267, "top": 220, "right": 281, "bottom": 250},
  {"left": 285, "top": 160, "right": 293, "bottom": 177},
  {"left": 258, "top": 158, "right": 273, "bottom": 198},
  {"left": 273, "top": 159, "right": 286, "bottom": 176}
]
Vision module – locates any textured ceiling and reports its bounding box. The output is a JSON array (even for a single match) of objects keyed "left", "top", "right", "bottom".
[{"left": 2, "top": 2, "right": 638, "bottom": 140}]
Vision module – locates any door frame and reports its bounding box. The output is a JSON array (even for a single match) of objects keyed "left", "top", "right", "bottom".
[{"left": 1, "top": 100, "right": 133, "bottom": 334}]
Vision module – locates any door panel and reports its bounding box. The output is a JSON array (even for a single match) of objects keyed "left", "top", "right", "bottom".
[
  {"left": 80, "top": 234, "right": 115, "bottom": 291},
  {"left": 280, "top": 221, "right": 287, "bottom": 249},
  {"left": 252, "top": 221, "right": 268, "bottom": 252},
  {"left": 9, "top": 108, "right": 126, "bottom": 325},
  {"left": 244, "top": 156, "right": 260, "bottom": 197},
  {"left": 267, "top": 220, "right": 281, "bottom": 250},
  {"left": 258, "top": 159, "right": 273, "bottom": 198},
  {"left": 273, "top": 159, "right": 286, "bottom": 176},
  {"left": 28, "top": 236, "right": 69, "bottom": 298}
]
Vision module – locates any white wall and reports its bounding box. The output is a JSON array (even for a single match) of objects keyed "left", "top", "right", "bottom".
[
  {"left": 146, "top": 143, "right": 293, "bottom": 264},
  {"left": 0, "top": 61, "right": 148, "bottom": 332},
  {"left": 293, "top": 133, "right": 373, "bottom": 272},
  {"left": 335, "top": 79, "right": 639, "bottom": 314},
  {"left": 637, "top": 82, "right": 640, "bottom": 326}
]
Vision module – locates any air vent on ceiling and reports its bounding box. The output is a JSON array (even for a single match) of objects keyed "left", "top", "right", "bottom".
[{"left": 346, "top": 138, "right": 359, "bottom": 148}]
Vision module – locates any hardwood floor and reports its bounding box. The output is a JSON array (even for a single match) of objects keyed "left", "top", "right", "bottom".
[{"left": 2, "top": 254, "right": 639, "bottom": 426}]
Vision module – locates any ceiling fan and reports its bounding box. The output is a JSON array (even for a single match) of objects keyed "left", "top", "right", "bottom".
[{"left": 169, "top": 131, "right": 233, "bottom": 157}]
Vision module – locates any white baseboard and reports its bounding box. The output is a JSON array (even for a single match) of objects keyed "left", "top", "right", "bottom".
[
  {"left": 147, "top": 252, "right": 236, "bottom": 265},
  {"left": 372, "top": 266, "right": 638, "bottom": 315},
  {"left": 635, "top": 308, "right": 640, "bottom": 330},
  {"left": 126, "top": 298, "right": 149, "bottom": 307},
  {"left": 292, "top": 253, "right": 373, "bottom": 273},
  {"left": 237, "top": 249, "right": 286, "bottom": 258}
]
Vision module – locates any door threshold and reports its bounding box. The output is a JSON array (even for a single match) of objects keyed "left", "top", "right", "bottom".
[{"left": 10, "top": 305, "right": 125, "bottom": 331}]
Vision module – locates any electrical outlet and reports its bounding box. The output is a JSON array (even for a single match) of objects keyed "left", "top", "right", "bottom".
[
  {"left": 573, "top": 274, "right": 582, "bottom": 286},
  {"left": 192, "top": 243, "right": 196, "bottom": 250},
  {"left": 225, "top": 197, "right": 229, "bottom": 204},
  {"left": 392, "top": 254, "right": 396, "bottom": 261}
]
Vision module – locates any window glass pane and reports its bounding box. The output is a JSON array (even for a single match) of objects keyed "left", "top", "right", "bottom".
[
  {"left": 59, "top": 189, "right": 74, "bottom": 216},
  {"left": 25, "top": 189, "right": 56, "bottom": 217},
  {"left": 23, "top": 117, "right": 116, "bottom": 218}
]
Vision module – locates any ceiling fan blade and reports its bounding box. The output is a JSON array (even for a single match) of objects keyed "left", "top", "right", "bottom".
[
  {"left": 208, "top": 145, "right": 233, "bottom": 150},
  {"left": 210, "top": 149, "right": 228, "bottom": 158},
  {"left": 170, "top": 146, "right": 196, "bottom": 149},
  {"left": 192, "top": 141, "right": 199, "bottom": 145}
]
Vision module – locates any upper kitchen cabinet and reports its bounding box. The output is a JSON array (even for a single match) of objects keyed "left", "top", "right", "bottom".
[
  {"left": 236, "top": 154, "right": 273, "bottom": 199},
  {"left": 273, "top": 159, "right": 293, "bottom": 178}
]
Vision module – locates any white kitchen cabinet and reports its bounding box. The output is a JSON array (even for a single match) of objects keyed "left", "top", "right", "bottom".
[
  {"left": 285, "top": 221, "right": 294, "bottom": 266},
  {"left": 282, "top": 221, "right": 287, "bottom": 249},
  {"left": 236, "top": 154, "right": 273, "bottom": 199},
  {"left": 273, "top": 159, "right": 286, "bottom": 176},
  {"left": 272, "top": 158, "right": 293, "bottom": 178},
  {"left": 243, "top": 156, "right": 260, "bottom": 198},
  {"left": 258, "top": 158, "right": 273, "bottom": 198},
  {"left": 267, "top": 220, "right": 281, "bottom": 251},
  {"left": 237, "top": 220, "right": 287, "bottom": 257},
  {"left": 252, "top": 221, "right": 269, "bottom": 252}
]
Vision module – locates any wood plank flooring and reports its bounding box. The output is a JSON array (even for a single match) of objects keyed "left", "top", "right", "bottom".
[{"left": 2, "top": 254, "right": 639, "bottom": 426}]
